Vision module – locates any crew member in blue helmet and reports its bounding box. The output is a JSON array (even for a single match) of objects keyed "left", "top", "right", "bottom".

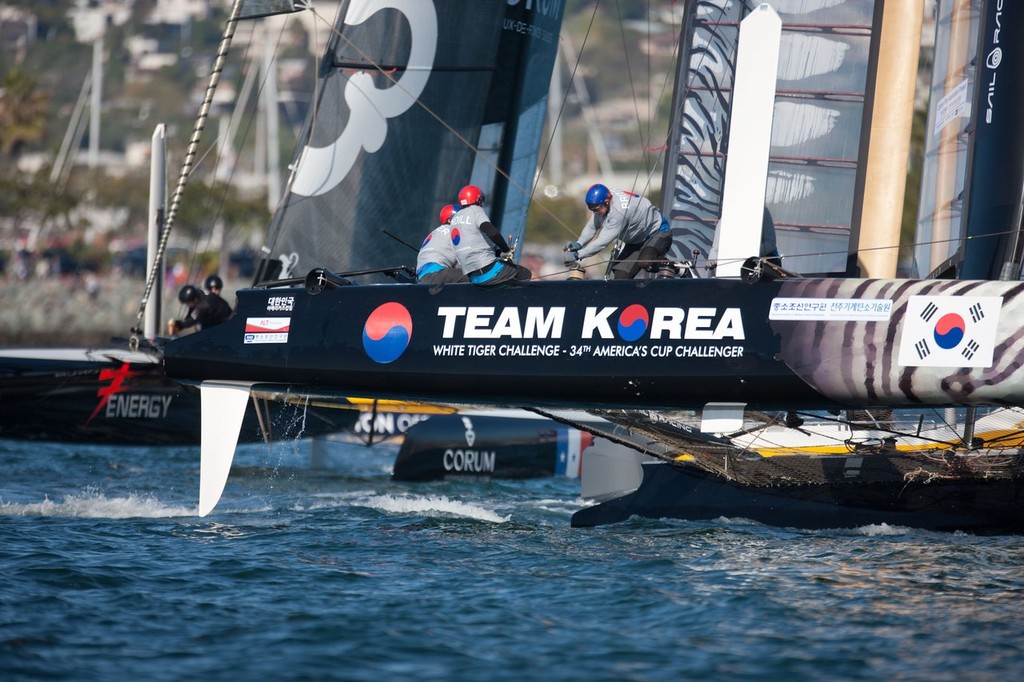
[
  {"left": 416, "top": 204, "right": 469, "bottom": 285},
  {"left": 450, "top": 185, "right": 531, "bottom": 287},
  {"left": 563, "top": 183, "right": 672, "bottom": 279}
]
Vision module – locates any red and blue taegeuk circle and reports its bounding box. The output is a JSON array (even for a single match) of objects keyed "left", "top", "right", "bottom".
[
  {"left": 420, "top": 234, "right": 432, "bottom": 248},
  {"left": 451, "top": 228, "right": 462, "bottom": 246},
  {"left": 933, "top": 312, "right": 965, "bottom": 350},
  {"left": 617, "top": 304, "right": 649, "bottom": 342},
  {"left": 363, "top": 302, "right": 413, "bottom": 363}
]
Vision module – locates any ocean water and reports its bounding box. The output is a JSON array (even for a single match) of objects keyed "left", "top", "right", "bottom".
[{"left": 2, "top": 436, "right": 1024, "bottom": 681}]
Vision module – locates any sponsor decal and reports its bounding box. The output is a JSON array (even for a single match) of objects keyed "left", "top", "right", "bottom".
[
  {"left": 87, "top": 363, "right": 138, "bottom": 425},
  {"left": 430, "top": 304, "right": 745, "bottom": 360},
  {"left": 506, "top": 0, "right": 562, "bottom": 18},
  {"left": 462, "top": 416, "right": 476, "bottom": 446},
  {"left": 984, "top": 0, "right": 1004, "bottom": 124},
  {"left": 504, "top": 0, "right": 562, "bottom": 43},
  {"left": 443, "top": 448, "right": 496, "bottom": 474},
  {"left": 898, "top": 296, "right": 1002, "bottom": 368},
  {"left": 769, "top": 298, "right": 893, "bottom": 321},
  {"left": 933, "top": 79, "right": 969, "bottom": 136},
  {"left": 105, "top": 394, "right": 174, "bottom": 420},
  {"left": 363, "top": 302, "right": 413, "bottom": 363},
  {"left": 244, "top": 317, "right": 291, "bottom": 344},
  {"left": 87, "top": 363, "right": 174, "bottom": 425},
  {"left": 266, "top": 296, "right": 295, "bottom": 313},
  {"left": 353, "top": 411, "right": 429, "bottom": 436}
]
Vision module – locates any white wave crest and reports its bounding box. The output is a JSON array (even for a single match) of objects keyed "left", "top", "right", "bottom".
[
  {"left": 853, "top": 523, "right": 912, "bottom": 537},
  {"left": 361, "top": 494, "right": 510, "bottom": 523},
  {"left": 0, "top": 489, "right": 193, "bottom": 518}
]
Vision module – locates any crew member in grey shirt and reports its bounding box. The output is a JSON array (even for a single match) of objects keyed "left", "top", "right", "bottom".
[
  {"left": 451, "top": 185, "right": 531, "bottom": 287},
  {"left": 416, "top": 204, "right": 469, "bottom": 285},
  {"left": 563, "top": 183, "right": 672, "bottom": 279}
]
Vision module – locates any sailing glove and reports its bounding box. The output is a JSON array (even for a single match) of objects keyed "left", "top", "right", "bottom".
[
  {"left": 563, "top": 250, "right": 580, "bottom": 266},
  {"left": 563, "top": 241, "right": 581, "bottom": 253}
]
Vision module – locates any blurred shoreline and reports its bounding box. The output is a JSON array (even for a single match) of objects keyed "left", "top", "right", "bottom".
[{"left": 0, "top": 275, "right": 245, "bottom": 347}]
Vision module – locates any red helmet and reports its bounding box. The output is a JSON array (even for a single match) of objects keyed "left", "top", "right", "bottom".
[
  {"left": 440, "top": 204, "right": 458, "bottom": 224},
  {"left": 458, "top": 185, "right": 484, "bottom": 207}
]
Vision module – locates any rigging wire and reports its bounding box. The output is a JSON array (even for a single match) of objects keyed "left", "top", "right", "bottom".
[
  {"left": 155, "top": 14, "right": 267, "bottom": 326},
  {"left": 129, "top": 0, "right": 246, "bottom": 349},
  {"left": 182, "top": 15, "right": 292, "bottom": 287},
  {"left": 613, "top": 0, "right": 650, "bottom": 193},
  {"left": 528, "top": 0, "right": 605, "bottom": 237}
]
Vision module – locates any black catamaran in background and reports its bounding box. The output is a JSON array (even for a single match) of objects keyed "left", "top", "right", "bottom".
[{"left": 163, "top": 0, "right": 1024, "bottom": 533}]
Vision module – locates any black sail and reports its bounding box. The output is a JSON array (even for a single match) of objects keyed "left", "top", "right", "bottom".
[
  {"left": 958, "top": 1, "right": 1024, "bottom": 280},
  {"left": 258, "top": 0, "right": 564, "bottom": 282}
]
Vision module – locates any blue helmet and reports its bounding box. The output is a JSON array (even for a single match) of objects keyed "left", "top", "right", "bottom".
[{"left": 585, "top": 183, "right": 610, "bottom": 208}]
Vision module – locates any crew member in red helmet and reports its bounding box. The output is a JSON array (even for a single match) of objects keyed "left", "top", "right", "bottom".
[{"left": 449, "top": 184, "right": 531, "bottom": 287}]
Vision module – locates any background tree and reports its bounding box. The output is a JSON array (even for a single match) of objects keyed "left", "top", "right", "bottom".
[{"left": 0, "top": 69, "right": 49, "bottom": 158}]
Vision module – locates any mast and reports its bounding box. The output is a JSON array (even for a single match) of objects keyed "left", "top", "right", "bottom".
[
  {"left": 146, "top": 125, "right": 167, "bottom": 339},
  {"left": 924, "top": 0, "right": 974, "bottom": 276},
  {"left": 88, "top": 35, "right": 102, "bottom": 168},
  {"left": 263, "top": 21, "right": 282, "bottom": 210},
  {"left": 854, "top": 0, "right": 923, "bottom": 278}
]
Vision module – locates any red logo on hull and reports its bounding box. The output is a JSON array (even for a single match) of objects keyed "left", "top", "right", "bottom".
[{"left": 86, "top": 363, "right": 141, "bottom": 425}]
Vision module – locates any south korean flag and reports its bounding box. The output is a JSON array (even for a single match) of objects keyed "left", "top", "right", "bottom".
[{"left": 897, "top": 296, "right": 1003, "bottom": 368}]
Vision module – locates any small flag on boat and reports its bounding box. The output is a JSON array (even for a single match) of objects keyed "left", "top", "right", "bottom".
[{"left": 897, "top": 296, "right": 1002, "bottom": 368}]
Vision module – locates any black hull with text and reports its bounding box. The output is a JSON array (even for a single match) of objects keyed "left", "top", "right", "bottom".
[
  {"left": 0, "top": 344, "right": 358, "bottom": 446},
  {"left": 163, "top": 276, "right": 1024, "bottom": 412}
]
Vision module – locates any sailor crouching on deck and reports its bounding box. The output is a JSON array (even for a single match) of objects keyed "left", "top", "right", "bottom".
[
  {"left": 168, "top": 284, "right": 232, "bottom": 335},
  {"left": 563, "top": 184, "right": 672, "bottom": 279},
  {"left": 451, "top": 185, "right": 532, "bottom": 287},
  {"left": 416, "top": 204, "right": 469, "bottom": 285}
]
